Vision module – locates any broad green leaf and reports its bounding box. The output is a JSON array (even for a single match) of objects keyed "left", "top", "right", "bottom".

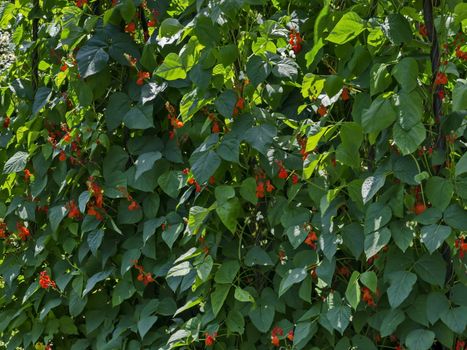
[
  {"left": 215, "top": 260, "right": 240, "bottom": 284},
  {"left": 216, "top": 197, "right": 241, "bottom": 233},
  {"left": 76, "top": 37, "right": 109, "bottom": 78},
  {"left": 137, "top": 316, "right": 158, "bottom": 339},
  {"left": 249, "top": 299, "right": 275, "bottom": 332},
  {"left": 32, "top": 87, "right": 52, "bottom": 115},
  {"left": 246, "top": 55, "right": 271, "bottom": 86},
  {"left": 382, "top": 14, "right": 413, "bottom": 44},
  {"left": 389, "top": 221, "right": 414, "bottom": 252},
  {"left": 420, "top": 224, "right": 451, "bottom": 253},
  {"left": 112, "top": 278, "right": 135, "bottom": 306},
  {"left": 302, "top": 73, "right": 325, "bottom": 100},
  {"left": 387, "top": 271, "right": 417, "bottom": 308},
  {"left": 360, "top": 271, "right": 377, "bottom": 293},
  {"left": 214, "top": 89, "right": 237, "bottom": 118},
  {"left": 326, "top": 12, "right": 365, "bottom": 44},
  {"left": 49, "top": 204, "right": 67, "bottom": 232},
  {"left": 380, "top": 309, "right": 405, "bottom": 337},
  {"left": 440, "top": 306, "right": 467, "bottom": 333},
  {"left": 214, "top": 185, "right": 235, "bottom": 203},
  {"left": 226, "top": 310, "right": 245, "bottom": 334},
  {"left": 345, "top": 271, "right": 360, "bottom": 310},
  {"left": 234, "top": 287, "right": 255, "bottom": 303},
  {"left": 393, "top": 122, "right": 426, "bottom": 155},
  {"left": 3, "top": 151, "right": 28, "bottom": 174},
  {"left": 425, "top": 176, "right": 453, "bottom": 211},
  {"left": 244, "top": 246, "right": 273, "bottom": 266},
  {"left": 83, "top": 269, "right": 113, "bottom": 297},
  {"left": 443, "top": 204, "right": 467, "bottom": 230},
  {"left": 286, "top": 225, "right": 308, "bottom": 249},
  {"left": 279, "top": 267, "right": 307, "bottom": 296},
  {"left": 395, "top": 90, "right": 423, "bottom": 130},
  {"left": 426, "top": 292, "right": 449, "bottom": 325},
  {"left": 414, "top": 252, "right": 446, "bottom": 287},
  {"left": 364, "top": 203, "right": 392, "bottom": 234},
  {"left": 87, "top": 229, "right": 104, "bottom": 256},
  {"left": 211, "top": 284, "right": 230, "bottom": 317},
  {"left": 361, "top": 96, "right": 397, "bottom": 134},
  {"left": 162, "top": 222, "right": 184, "bottom": 249},
  {"left": 364, "top": 227, "right": 391, "bottom": 259},
  {"left": 370, "top": 63, "right": 392, "bottom": 96},
  {"left": 244, "top": 124, "right": 277, "bottom": 155},
  {"left": 191, "top": 150, "right": 221, "bottom": 184},
  {"left": 239, "top": 177, "right": 257, "bottom": 205},
  {"left": 135, "top": 152, "right": 162, "bottom": 180},
  {"left": 123, "top": 104, "right": 154, "bottom": 130},
  {"left": 455, "top": 153, "right": 467, "bottom": 177},
  {"left": 305, "top": 126, "right": 329, "bottom": 152},
  {"left": 392, "top": 58, "right": 419, "bottom": 91},
  {"left": 326, "top": 304, "right": 351, "bottom": 335},
  {"left": 187, "top": 206, "right": 211, "bottom": 235},
  {"left": 405, "top": 329, "right": 435, "bottom": 350},
  {"left": 155, "top": 53, "right": 186, "bottom": 80}
]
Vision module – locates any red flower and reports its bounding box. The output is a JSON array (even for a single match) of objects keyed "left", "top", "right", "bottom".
[
  {"left": 455, "top": 340, "right": 466, "bottom": 350},
  {"left": 87, "top": 205, "right": 103, "bottom": 221},
  {"left": 341, "top": 87, "right": 350, "bottom": 101},
  {"left": 434, "top": 72, "right": 448, "bottom": 85},
  {"left": 419, "top": 24, "right": 428, "bottom": 37},
  {"left": 438, "top": 88, "right": 445, "bottom": 100},
  {"left": 338, "top": 266, "right": 351, "bottom": 277},
  {"left": 148, "top": 19, "right": 157, "bottom": 27},
  {"left": 304, "top": 230, "right": 318, "bottom": 249},
  {"left": 287, "top": 330, "right": 294, "bottom": 341},
  {"left": 317, "top": 104, "right": 327, "bottom": 117},
  {"left": 3, "top": 116, "right": 10, "bottom": 128},
  {"left": 125, "top": 22, "right": 136, "bottom": 34},
  {"left": 205, "top": 332, "right": 217, "bottom": 347},
  {"left": 211, "top": 121, "right": 220, "bottom": 133},
  {"left": 209, "top": 176, "right": 216, "bottom": 185},
  {"left": 362, "top": 287, "right": 376, "bottom": 307},
  {"left": 39, "top": 270, "right": 56, "bottom": 289},
  {"left": 67, "top": 200, "right": 81, "bottom": 219},
  {"left": 413, "top": 202, "right": 427, "bottom": 215},
  {"left": 182, "top": 168, "right": 190, "bottom": 175},
  {"left": 60, "top": 64, "right": 68, "bottom": 72},
  {"left": 58, "top": 150, "right": 66, "bottom": 161},
  {"left": 256, "top": 182, "right": 265, "bottom": 198},
  {"left": 17, "top": 222, "right": 30, "bottom": 241},
  {"left": 289, "top": 30, "right": 303, "bottom": 54},
  {"left": 455, "top": 237, "right": 467, "bottom": 259},
  {"left": 278, "top": 165, "right": 288, "bottom": 179},
  {"left": 24, "top": 169, "right": 32, "bottom": 182},
  {"left": 271, "top": 326, "right": 284, "bottom": 337},
  {"left": 271, "top": 335, "right": 280, "bottom": 347},
  {"left": 266, "top": 180, "right": 274, "bottom": 192},
  {"left": 136, "top": 71, "right": 150, "bottom": 85},
  {"left": 0, "top": 223, "right": 7, "bottom": 239},
  {"left": 75, "top": 0, "right": 87, "bottom": 7},
  {"left": 291, "top": 174, "right": 299, "bottom": 184},
  {"left": 128, "top": 200, "right": 139, "bottom": 211}
]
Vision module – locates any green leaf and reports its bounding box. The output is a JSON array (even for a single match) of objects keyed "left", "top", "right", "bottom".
[
  {"left": 279, "top": 267, "right": 307, "bottom": 297},
  {"left": 387, "top": 271, "right": 417, "bottom": 308},
  {"left": 123, "top": 104, "right": 154, "bottom": 130},
  {"left": 217, "top": 136, "right": 240, "bottom": 163},
  {"left": 3, "top": 151, "right": 28, "bottom": 174},
  {"left": 405, "top": 329, "right": 435, "bottom": 350},
  {"left": 159, "top": 18, "right": 183, "bottom": 37},
  {"left": 443, "top": 204, "right": 467, "bottom": 230},
  {"left": 214, "top": 89, "right": 237, "bottom": 118},
  {"left": 249, "top": 299, "right": 275, "bottom": 332},
  {"left": 87, "top": 229, "right": 104, "bottom": 256},
  {"left": 452, "top": 82, "right": 467, "bottom": 111},
  {"left": 214, "top": 185, "right": 235, "bottom": 203},
  {"left": 135, "top": 152, "right": 162, "bottom": 180},
  {"left": 420, "top": 224, "right": 451, "bottom": 254},
  {"left": 246, "top": 55, "right": 271, "bottom": 86},
  {"left": 364, "top": 203, "right": 392, "bottom": 234},
  {"left": 49, "top": 204, "right": 67, "bottom": 232},
  {"left": 370, "top": 64, "right": 392, "bottom": 96},
  {"left": 162, "top": 223, "right": 184, "bottom": 249},
  {"left": 187, "top": 206, "right": 211, "bottom": 235},
  {"left": 138, "top": 316, "right": 158, "bottom": 339},
  {"left": 155, "top": 53, "right": 186, "bottom": 80},
  {"left": 455, "top": 153, "right": 467, "bottom": 177},
  {"left": 440, "top": 307, "right": 467, "bottom": 333},
  {"left": 197, "top": 255, "right": 213, "bottom": 281},
  {"left": 215, "top": 260, "right": 240, "bottom": 284},
  {"left": 425, "top": 176, "right": 453, "bottom": 211},
  {"left": 426, "top": 292, "right": 449, "bottom": 325},
  {"left": 191, "top": 150, "right": 221, "bottom": 184},
  {"left": 239, "top": 177, "right": 257, "bottom": 205},
  {"left": 345, "top": 271, "right": 361, "bottom": 310},
  {"left": 361, "top": 96, "right": 397, "bottom": 134},
  {"left": 302, "top": 73, "right": 325, "bottom": 100},
  {"left": 216, "top": 197, "right": 241, "bottom": 233},
  {"left": 244, "top": 124, "right": 277, "bottom": 155},
  {"left": 244, "top": 246, "right": 273, "bottom": 267},
  {"left": 382, "top": 14, "right": 413, "bottom": 45},
  {"left": 32, "top": 87, "right": 52, "bottom": 115},
  {"left": 395, "top": 90, "right": 423, "bottom": 130},
  {"left": 293, "top": 321, "right": 317, "bottom": 348},
  {"left": 326, "top": 304, "right": 351, "bottom": 335},
  {"left": 361, "top": 173, "right": 386, "bottom": 204},
  {"left": 76, "top": 37, "right": 109, "bottom": 78},
  {"left": 83, "top": 269, "right": 113, "bottom": 297},
  {"left": 234, "top": 287, "right": 255, "bottom": 303},
  {"left": 226, "top": 310, "right": 245, "bottom": 334},
  {"left": 59, "top": 316, "right": 78, "bottom": 335},
  {"left": 380, "top": 309, "right": 405, "bottom": 337},
  {"left": 112, "top": 278, "right": 135, "bottom": 306},
  {"left": 393, "top": 122, "right": 426, "bottom": 155},
  {"left": 414, "top": 252, "right": 446, "bottom": 287},
  {"left": 392, "top": 58, "right": 419, "bottom": 91},
  {"left": 326, "top": 12, "right": 365, "bottom": 44},
  {"left": 286, "top": 225, "right": 308, "bottom": 249},
  {"left": 211, "top": 284, "right": 230, "bottom": 317},
  {"left": 364, "top": 228, "right": 391, "bottom": 259},
  {"left": 360, "top": 271, "right": 377, "bottom": 293},
  {"left": 342, "top": 223, "right": 364, "bottom": 258}
]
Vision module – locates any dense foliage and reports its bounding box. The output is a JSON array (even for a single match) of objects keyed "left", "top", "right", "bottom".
[{"left": 0, "top": 0, "right": 466, "bottom": 349}]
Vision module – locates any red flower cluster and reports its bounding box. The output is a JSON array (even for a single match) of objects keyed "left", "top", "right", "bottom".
[
  {"left": 271, "top": 326, "right": 283, "bottom": 347},
  {"left": 86, "top": 177, "right": 104, "bottom": 220},
  {"left": 317, "top": 104, "right": 327, "bottom": 117},
  {"left": 341, "top": 87, "right": 350, "bottom": 101},
  {"left": 456, "top": 340, "right": 466, "bottom": 350},
  {"left": 434, "top": 72, "right": 448, "bottom": 85},
  {"left": 255, "top": 170, "right": 274, "bottom": 198},
  {"left": 291, "top": 174, "right": 299, "bottom": 184},
  {"left": 75, "top": 0, "right": 87, "bottom": 7},
  {"left": 136, "top": 71, "right": 150, "bottom": 85},
  {"left": 165, "top": 102, "right": 184, "bottom": 139},
  {"left": 3, "top": 116, "right": 10, "bottom": 128},
  {"left": 125, "top": 22, "right": 136, "bottom": 34},
  {"left": 419, "top": 23, "right": 428, "bottom": 37},
  {"left": 24, "top": 169, "right": 32, "bottom": 182},
  {"left": 204, "top": 332, "right": 217, "bottom": 347},
  {"left": 39, "top": 271, "right": 56, "bottom": 289},
  {"left": 455, "top": 237, "right": 467, "bottom": 259},
  {"left": 187, "top": 177, "right": 201, "bottom": 193},
  {"left": 233, "top": 97, "right": 245, "bottom": 117},
  {"left": 133, "top": 261, "right": 155, "bottom": 285},
  {"left": 277, "top": 162, "right": 288, "bottom": 179},
  {"left": 67, "top": 200, "right": 81, "bottom": 220},
  {"left": 17, "top": 222, "right": 30, "bottom": 241},
  {"left": 362, "top": 287, "right": 376, "bottom": 307},
  {"left": 298, "top": 136, "right": 308, "bottom": 160},
  {"left": 304, "top": 229, "right": 318, "bottom": 249},
  {"left": 289, "top": 30, "right": 303, "bottom": 54},
  {"left": 0, "top": 222, "right": 7, "bottom": 239}
]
